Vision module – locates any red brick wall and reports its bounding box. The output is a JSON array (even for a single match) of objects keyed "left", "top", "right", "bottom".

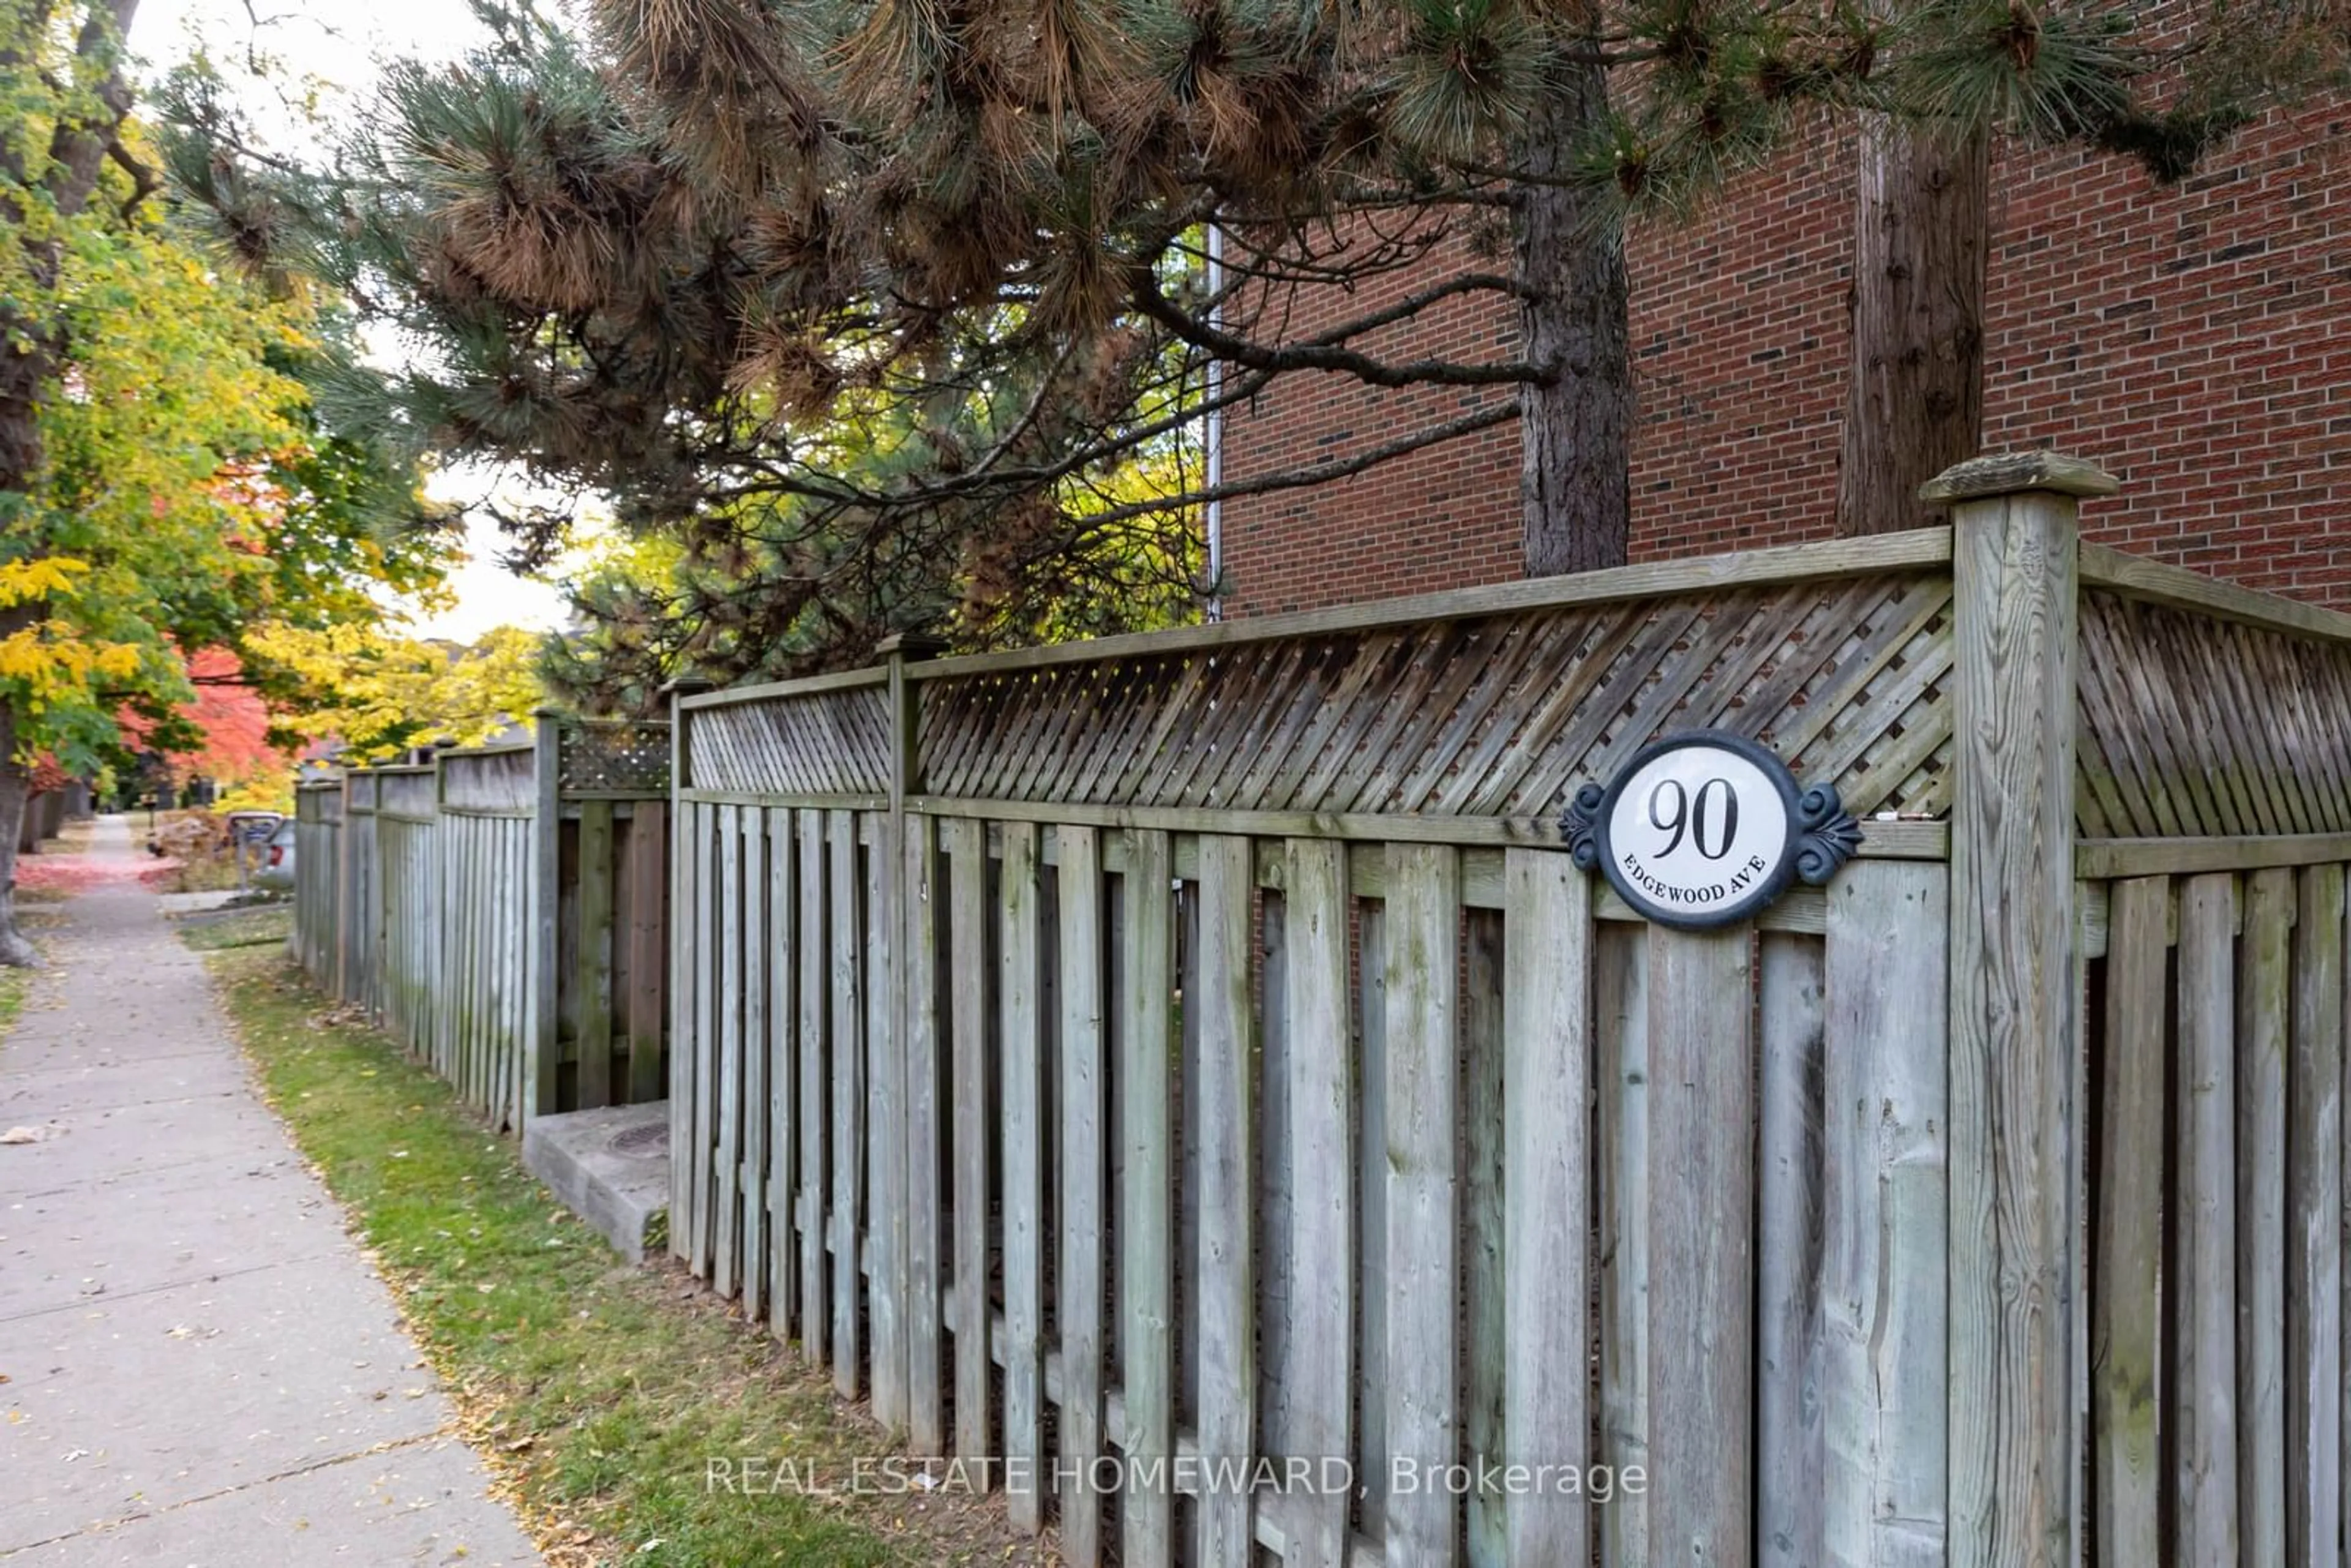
[{"left": 1217, "top": 96, "right": 2351, "bottom": 615}]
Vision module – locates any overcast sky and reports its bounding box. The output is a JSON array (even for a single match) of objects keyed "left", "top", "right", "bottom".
[{"left": 132, "top": 0, "right": 576, "bottom": 644}]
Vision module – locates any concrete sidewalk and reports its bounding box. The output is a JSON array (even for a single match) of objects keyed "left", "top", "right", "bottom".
[{"left": 0, "top": 817, "right": 542, "bottom": 1567}]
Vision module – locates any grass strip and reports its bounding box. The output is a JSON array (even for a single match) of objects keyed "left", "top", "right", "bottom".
[
  {"left": 200, "top": 945, "right": 1030, "bottom": 1568},
  {"left": 177, "top": 906, "right": 296, "bottom": 951}
]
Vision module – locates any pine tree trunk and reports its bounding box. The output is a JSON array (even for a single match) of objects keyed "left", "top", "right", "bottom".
[
  {"left": 0, "top": 699, "right": 42, "bottom": 968},
  {"left": 1515, "top": 57, "right": 1632, "bottom": 576},
  {"left": 1836, "top": 113, "right": 1992, "bottom": 536}
]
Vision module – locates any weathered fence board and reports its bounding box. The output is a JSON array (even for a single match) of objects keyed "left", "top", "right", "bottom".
[
  {"left": 946, "top": 814, "right": 992, "bottom": 1466},
  {"left": 1501, "top": 848, "right": 1591, "bottom": 1567},
  {"left": 1283, "top": 838, "right": 1354, "bottom": 1568},
  {"left": 1758, "top": 928, "right": 1826, "bottom": 1568},
  {"left": 1000, "top": 819, "right": 1045, "bottom": 1532},
  {"left": 1195, "top": 835, "right": 1257, "bottom": 1564},
  {"left": 2238, "top": 866, "right": 2293, "bottom": 1561},
  {"left": 2092, "top": 876, "right": 2166, "bottom": 1561},
  {"left": 903, "top": 813, "right": 943, "bottom": 1451},
  {"left": 1119, "top": 826, "right": 1176, "bottom": 1568},
  {"left": 1056, "top": 824, "right": 1106, "bottom": 1566},
  {"left": 1823, "top": 861, "right": 1949, "bottom": 1564},
  {"left": 1646, "top": 924, "right": 1753, "bottom": 1564},
  {"left": 2289, "top": 865, "right": 2344, "bottom": 1562},
  {"left": 1382, "top": 842, "right": 1458, "bottom": 1568},
  {"left": 2174, "top": 871, "right": 2241, "bottom": 1560}
]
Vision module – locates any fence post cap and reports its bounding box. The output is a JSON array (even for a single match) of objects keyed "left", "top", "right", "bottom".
[
  {"left": 1919, "top": 450, "right": 2119, "bottom": 503},
  {"left": 876, "top": 632, "right": 951, "bottom": 661}
]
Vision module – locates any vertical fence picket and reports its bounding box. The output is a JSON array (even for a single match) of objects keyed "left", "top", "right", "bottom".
[
  {"left": 1645, "top": 921, "right": 1753, "bottom": 1563},
  {"left": 2240, "top": 867, "right": 2294, "bottom": 1561},
  {"left": 1823, "top": 862, "right": 1948, "bottom": 1560},
  {"left": 768, "top": 808, "right": 798, "bottom": 1340},
  {"left": 577, "top": 800, "right": 617, "bottom": 1111},
  {"left": 1461, "top": 902, "right": 1506, "bottom": 1568},
  {"left": 473, "top": 819, "right": 488, "bottom": 1113},
  {"left": 533, "top": 722, "right": 561, "bottom": 1116},
  {"left": 733, "top": 818, "right": 762, "bottom": 1316},
  {"left": 1354, "top": 895, "right": 1389, "bottom": 1545},
  {"left": 670, "top": 798, "right": 697, "bottom": 1263},
  {"left": 905, "top": 814, "right": 946, "bottom": 1454},
  {"left": 1384, "top": 842, "right": 1458, "bottom": 1568},
  {"left": 1057, "top": 825, "right": 1106, "bottom": 1564},
  {"left": 509, "top": 819, "right": 530, "bottom": 1131},
  {"left": 2289, "top": 865, "right": 2344, "bottom": 1561},
  {"left": 947, "top": 815, "right": 993, "bottom": 1468},
  {"left": 716, "top": 806, "right": 744, "bottom": 1301},
  {"left": 491, "top": 822, "right": 510, "bottom": 1128},
  {"left": 628, "top": 802, "right": 669, "bottom": 1105},
  {"left": 2095, "top": 875, "right": 2167, "bottom": 1562},
  {"left": 1597, "top": 921, "right": 1651, "bottom": 1566},
  {"left": 1283, "top": 839, "right": 1352, "bottom": 1568},
  {"left": 1000, "top": 820, "right": 1045, "bottom": 1531},
  {"left": 2175, "top": 871, "right": 2241, "bottom": 1561},
  {"left": 869, "top": 811, "right": 905, "bottom": 1431},
  {"left": 1196, "top": 835, "right": 1256, "bottom": 1564},
  {"left": 1119, "top": 828, "right": 1176, "bottom": 1568},
  {"left": 1259, "top": 882, "right": 1292, "bottom": 1491},
  {"left": 828, "top": 809, "right": 865, "bottom": 1398},
  {"left": 1758, "top": 928, "right": 1825, "bottom": 1568},
  {"left": 692, "top": 801, "right": 719, "bottom": 1278},
  {"left": 797, "top": 808, "right": 830, "bottom": 1366},
  {"left": 1501, "top": 849, "right": 1592, "bottom": 1567},
  {"left": 743, "top": 808, "right": 768, "bottom": 1326}
]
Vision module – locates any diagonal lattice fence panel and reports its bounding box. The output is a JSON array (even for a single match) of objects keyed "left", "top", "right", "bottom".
[{"left": 908, "top": 572, "right": 1952, "bottom": 821}]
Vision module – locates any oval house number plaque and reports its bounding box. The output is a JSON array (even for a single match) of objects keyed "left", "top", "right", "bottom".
[{"left": 1560, "top": 730, "right": 1862, "bottom": 930}]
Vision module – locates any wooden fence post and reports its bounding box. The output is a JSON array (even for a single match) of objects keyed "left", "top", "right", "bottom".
[
  {"left": 369, "top": 771, "right": 389, "bottom": 1020},
  {"left": 531, "top": 709, "right": 564, "bottom": 1119},
  {"left": 664, "top": 677, "right": 712, "bottom": 1264},
  {"left": 1929, "top": 449, "right": 2114, "bottom": 1567},
  {"left": 336, "top": 770, "right": 356, "bottom": 1001}
]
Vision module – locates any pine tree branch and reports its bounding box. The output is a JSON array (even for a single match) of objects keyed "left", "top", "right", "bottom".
[
  {"left": 1066, "top": 399, "right": 1519, "bottom": 533},
  {"left": 1126, "top": 269, "right": 1548, "bottom": 388}
]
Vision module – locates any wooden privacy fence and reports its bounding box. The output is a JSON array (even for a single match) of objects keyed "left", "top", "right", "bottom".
[
  {"left": 290, "top": 717, "right": 672, "bottom": 1130},
  {"left": 664, "top": 450, "right": 2351, "bottom": 1564}
]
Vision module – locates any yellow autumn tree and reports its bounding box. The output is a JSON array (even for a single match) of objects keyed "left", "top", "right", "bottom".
[{"left": 247, "top": 622, "right": 547, "bottom": 763}]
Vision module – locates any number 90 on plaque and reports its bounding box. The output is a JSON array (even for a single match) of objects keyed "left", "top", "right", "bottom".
[{"left": 1559, "top": 730, "right": 1863, "bottom": 931}]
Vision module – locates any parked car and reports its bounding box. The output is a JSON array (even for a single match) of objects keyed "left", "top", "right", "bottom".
[{"left": 254, "top": 818, "right": 296, "bottom": 891}]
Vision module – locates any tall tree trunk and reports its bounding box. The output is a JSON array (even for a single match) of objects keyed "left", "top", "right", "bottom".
[
  {"left": 1836, "top": 113, "right": 1992, "bottom": 535},
  {"left": 1515, "top": 56, "right": 1632, "bottom": 576},
  {"left": 0, "top": 700, "right": 41, "bottom": 968}
]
